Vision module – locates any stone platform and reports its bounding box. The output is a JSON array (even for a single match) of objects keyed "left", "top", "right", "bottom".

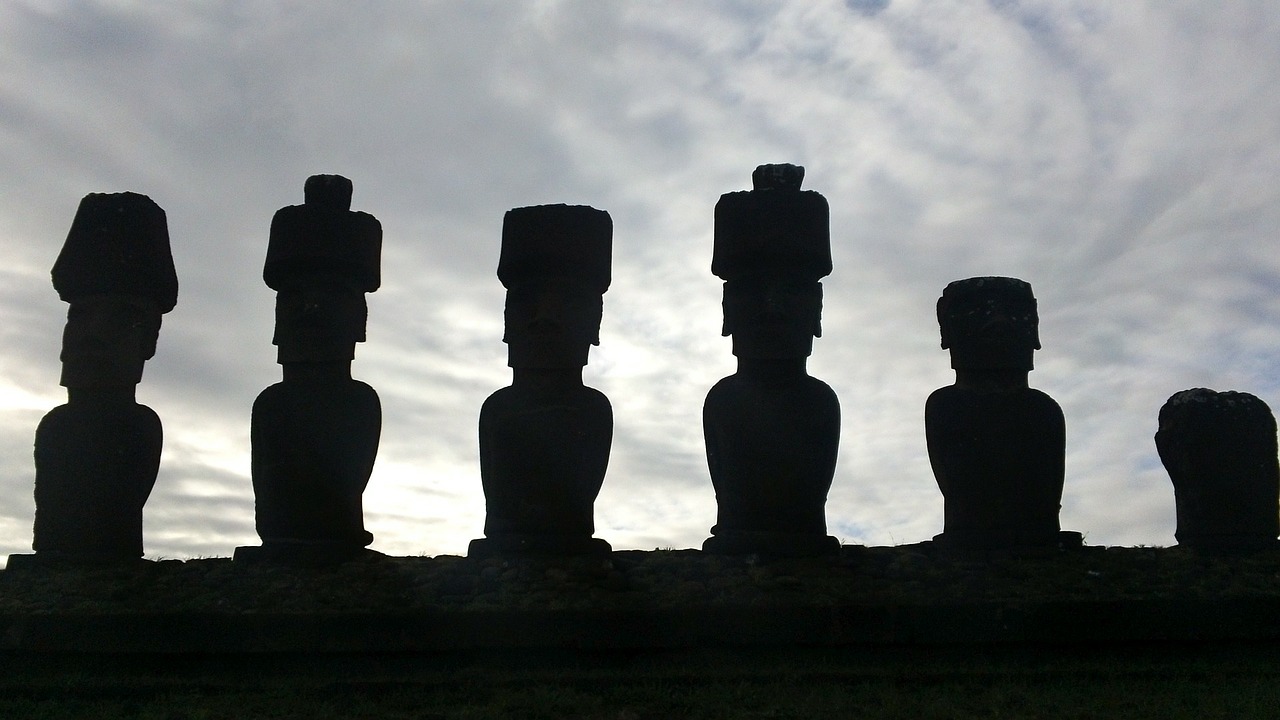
[{"left": 2, "top": 545, "right": 1279, "bottom": 653}]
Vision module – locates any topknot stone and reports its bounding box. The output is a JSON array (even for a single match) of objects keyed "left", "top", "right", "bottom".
[
  {"left": 937, "top": 277, "right": 1038, "bottom": 345},
  {"left": 752, "top": 163, "right": 805, "bottom": 191},
  {"left": 304, "top": 174, "right": 353, "bottom": 212},
  {"left": 52, "top": 192, "right": 178, "bottom": 313},
  {"left": 713, "top": 164, "right": 831, "bottom": 282},
  {"left": 939, "top": 276, "right": 1035, "bottom": 305},
  {"left": 265, "top": 175, "right": 381, "bottom": 293},
  {"left": 1158, "top": 388, "right": 1277, "bottom": 435},
  {"left": 498, "top": 204, "right": 612, "bottom": 294}
]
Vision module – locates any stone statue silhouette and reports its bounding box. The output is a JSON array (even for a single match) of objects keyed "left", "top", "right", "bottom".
[
  {"left": 1156, "top": 388, "right": 1280, "bottom": 552},
  {"left": 702, "top": 164, "right": 841, "bottom": 557},
  {"left": 470, "top": 204, "right": 613, "bottom": 558},
  {"left": 925, "top": 277, "right": 1080, "bottom": 551},
  {"left": 236, "top": 175, "right": 382, "bottom": 564},
  {"left": 19, "top": 192, "right": 178, "bottom": 565}
]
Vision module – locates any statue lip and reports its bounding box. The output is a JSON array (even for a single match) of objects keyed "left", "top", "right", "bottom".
[
  {"left": 746, "top": 317, "right": 797, "bottom": 328},
  {"left": 522, "top": 319, "right": 567, "bottom": 336}
]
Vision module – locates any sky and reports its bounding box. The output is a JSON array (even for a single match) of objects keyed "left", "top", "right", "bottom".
[{"left": 2, "top": 0, "right": 1279, "bottom": 564}]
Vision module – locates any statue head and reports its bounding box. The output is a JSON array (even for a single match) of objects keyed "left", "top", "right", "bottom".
[
  {"left": 721, "top": 277, "right": 823, "bottom": 358},
  {"left": 498, "top": 204, "right": 611, "bottom": 369},
  {"left": 272, "top": 288, "right": 367, "bottom": 363},
  {"left": 503, "top": 279, "right": 604, "bottom": 368},
  {"left": 937, "top": 277, "right": 1040, "bottom": 371},
  {"left": 59, "top": 295, "right": 162, "bottom": 387},
  {"left": 713, "top": 164, "right": 830, "bottom": 360}
]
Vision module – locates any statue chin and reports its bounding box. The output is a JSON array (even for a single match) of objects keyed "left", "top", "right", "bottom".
[
  {"left": 506, "top": 341, "right": 590, "bottom": 370},
  {"left": 947, "top": 342, "right": 1034, "bottom": 372},
  {"left": 60, "top": 355, "right": 145, "bottom": 388},
  {"left": 731, "top": 330, "right": 814, "bottom": 360}
]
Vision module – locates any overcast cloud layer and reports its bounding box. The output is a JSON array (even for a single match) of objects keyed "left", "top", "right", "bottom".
[{"left": 2, "top": 0, "right": 1279, "bottom": 564}]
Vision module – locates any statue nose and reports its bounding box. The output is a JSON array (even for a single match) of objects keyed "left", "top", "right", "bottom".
[
  {"left": 759, "top": 289, "right": 790, "bottom": 318},
  {"left": 526, "top": 317, "right": 562, "bottom": 335},
  {"left": 978, "top": 312, "right": 1012, "bottom": 334}
]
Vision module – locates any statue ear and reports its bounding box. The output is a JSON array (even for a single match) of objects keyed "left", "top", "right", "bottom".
[
  {"left": 140, "top": 314, "right": 162, "bottom": 360},
  {"left": 720, "top": 285, "right": 733, "bottom": 337},
  {"left": 591, "top": 296, "right": 604, "bottom": 346},
  {"left": 812, "top": 282, "right": 823, "bottom": 338},
  {"left": 936, "top": 297, "right": 951, "bottom": 349},
  {"left": 501, "top": 291, "right": 511, "bottom": 344},
  {"left": 1031, "top": 301, "right": 1041, "bottom": 350}
]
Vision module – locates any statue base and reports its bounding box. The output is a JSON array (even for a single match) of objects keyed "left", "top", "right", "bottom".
[
  {"left": 1176, "top": 536, "right": 1280, "bottom": 555},
  {"left": 931, "top": 530, "right": 1084, "bottom": 556},
  {"left": 233, "top": 541, "right": 382, "bottom": 567},
  {"left": 5, "top": 552, "right": 151, "bottom": 571},
  {"left": 702, "top": 531, "right": 840, "bottom": 558},
  {"left": 468, "top": 535, "right": 612, "bottom": 559}
]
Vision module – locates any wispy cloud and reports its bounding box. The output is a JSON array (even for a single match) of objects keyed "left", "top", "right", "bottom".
[{"left": 2, "top": 1, "right": 1278, "bottom": 562}]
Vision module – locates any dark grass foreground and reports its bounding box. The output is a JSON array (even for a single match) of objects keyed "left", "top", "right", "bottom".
[
  {"left": 4, "top": 645, "right": 1280, "bottom": 720},
  {"left": 2, "top": 545, "right": 1280, "bottom": 718}
]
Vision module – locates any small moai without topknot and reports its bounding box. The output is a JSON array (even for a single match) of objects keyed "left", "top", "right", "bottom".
[
  {"left": 470, "top": 204, "right": 614, "bottom": 558},
  {"left": 11, "top": 192, "right": 178, "bottom": 567},
  {"left": 235, "top": 175, "right": 382, "bottom": 564},
  {"left": 702, "top": 164, "right": 841, "bottom": 557},
  {"left": 925, "top": 277, "right": 1080, "bottom": 552},
  {"left": 1155, "top": 388, "right": 1280, "bottom": 552}
]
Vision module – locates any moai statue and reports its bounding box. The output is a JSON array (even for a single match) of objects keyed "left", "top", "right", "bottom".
[
  {"left": 702, "top": 164, "right": 841, "bottom": 557},
  {"left": 17, "top": 192, "right": 178, "bottom": 566},
  {"left": 1155, "top": 388, "right": 1280, "bottom": 552},
  {"left": 925, "top": 277, "right": 1080, "bottom": 551},
  {"left": 469, "top": 204, "right": 613, "bottom": 558},
  {"left": 235, "top": 175, "right": 382, "bottom": 564}
]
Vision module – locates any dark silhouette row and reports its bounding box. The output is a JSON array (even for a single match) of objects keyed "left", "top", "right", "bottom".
[{"left": 9, "top": 167, "right": 1278, "bottom": 568}]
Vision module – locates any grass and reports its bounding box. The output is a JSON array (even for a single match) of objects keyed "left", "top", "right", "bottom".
[
  {"left": 3, "top": 645, "right": 1280, "bottom": 719},
  {"left": 5, "top": 678, "right": 1276, "bottom": 720}
]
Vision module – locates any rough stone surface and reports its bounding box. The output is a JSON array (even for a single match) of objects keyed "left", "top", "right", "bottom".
[
  {"left": 497, "top": 204, "right": 611, "bottom": 294},
  {"left": 1156, "top": 388, "right": 1280, "bottom": 551},
  {"left": 476, "top": 204, "right": 614, "bottom": 556},
  {"left": 704, "top": 166, "right": 839, "bottom": 556},
  {"left": 5, "top": 546, "right": 1280, "bottom": 652},
  {"left": 936, "top": 276, "right": 1038, "bottom": 371},
  {"left": 712, "top": 168, "right": 830, "bottom": 283},
  {"left": 30, "top": 193, "right": 176, "bottom": 561},
  {"left": 245, "top": 176, "right": 381, "bottom": 562},
  {"left": 926, "top": 386, "right": 1069, "bottom": 550},
  {"left": 32, "top": 394, "right": 161, "bottom": 558},
  {"left": 264, "top": 177, "right": 380, "bottom": 295},
  {"left": 51, "top": 192, "right": 177, "bottom": 312},
  {"left": 927, "top": 276, "right": 1073, "bottom": 551},
  {"left": 251, "top": 378, "right": 380, "bottom": 547}
]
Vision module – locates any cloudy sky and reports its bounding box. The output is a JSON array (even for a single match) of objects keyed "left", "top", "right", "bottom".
[{"left": 2, "top": 0, "right": 1278, "bottom": 564}]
